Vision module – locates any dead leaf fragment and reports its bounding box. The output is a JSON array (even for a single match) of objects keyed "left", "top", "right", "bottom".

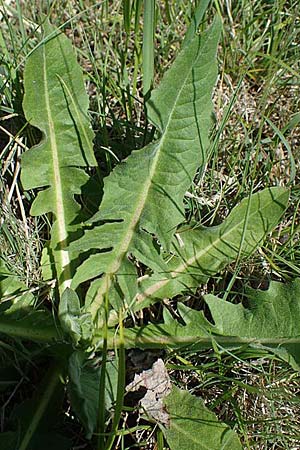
[{"left": 126, "top": 358, "right": 171, "bottom": 426}]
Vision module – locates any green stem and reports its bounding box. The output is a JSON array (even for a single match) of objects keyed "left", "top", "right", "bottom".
[
  {"left": 104, "top": 314, "right": 125, "bottom": 450},
  {"left": 97, "top": 291, "right": 109, "bottom": 450}
]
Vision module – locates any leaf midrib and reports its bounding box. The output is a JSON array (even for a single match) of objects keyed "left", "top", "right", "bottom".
[
  {"left": 43, "top": 46, "right": 71, "bottom": 293},
  {"left": 96, "top": 333, "right": 300, "bottom": 350}
]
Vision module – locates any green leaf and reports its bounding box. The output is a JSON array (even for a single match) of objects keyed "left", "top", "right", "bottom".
[
  {"left": 162, "top": 386, "right": 242, "bottom": 450},
  {"left": 0, "top": 307, "right": 61, "bottom": 342},
  {"left": 181, "top": 0, "right": 212, "bottom": 50},
  {"left": 70, "top": 19, "right": 221, "bottom": 320},
  {"left": 58, "top": 288, "right": 81, "bottom": 344},
  {"left": 205, "top": 278, "right": 300, "bottom": 368},
  {"left": 40, "top": 243, "right": 55, "bottom": 282},
  {"left": 99, "top": 303, "right": 213, "bottom": 349},
  {"left": 112, "top": 187, "right": 288, "bottom": 319},
  {"left": 104, "top": 279, "right": 300, "bottom": 371},
  {"left": 68, "top": 351, "right": 99, "bottom": 438},
  {"left": 67, "top": 351, "right": 118, "bottom": 438},
  {"left": 21, "top": 21, "right": 96, "bottom": 294}
]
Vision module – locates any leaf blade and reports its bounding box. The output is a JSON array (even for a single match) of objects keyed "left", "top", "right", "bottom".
[
  {"left": 105, "top": 279, "right": 300, "bottom": 371},
  {"left": 205, "top": 278, "right": 300, "bottom": 367},
  {"left": 21, "top": 22, "right": 96, "bottom": 292},
  {"left": 163, "top": 386, "right": 242, "bottom": 450}
]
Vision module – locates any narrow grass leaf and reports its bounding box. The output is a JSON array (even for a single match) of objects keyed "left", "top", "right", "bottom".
[
  {"left": 182, "top": 0, "right": 212, "bottom": 49},
  {"left": 264, "top": 116, "right": 296, "bottom": 183},
  {"left": 143, "top": 0, "right": 155, "bottom": 96}
]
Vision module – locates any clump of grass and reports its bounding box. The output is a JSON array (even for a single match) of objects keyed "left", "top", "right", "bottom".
[{"left": 0, "top": 136, "right": 42, "bottom": 286}]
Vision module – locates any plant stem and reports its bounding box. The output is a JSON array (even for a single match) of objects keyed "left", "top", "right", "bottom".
[{"left": 97, "top": 290, "right": 109, "bottom": 450}]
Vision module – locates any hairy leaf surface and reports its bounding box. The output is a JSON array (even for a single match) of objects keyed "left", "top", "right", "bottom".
[
  {"left": 89, "top": 187, "right": 287, "bottom": 326},
  {"left": 21, "top": 21, "right": 96, "bottom": 292},
  {"left": 71, "top": 19, "right": 221, "bottom": 319}
]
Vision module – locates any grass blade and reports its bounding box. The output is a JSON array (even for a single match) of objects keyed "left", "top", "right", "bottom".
[
  {"left": 143, "top": 0, "right": 155, "bottom": 97},
  {"left": 182, "top": 0, "right": 212, "bottom": 49}
]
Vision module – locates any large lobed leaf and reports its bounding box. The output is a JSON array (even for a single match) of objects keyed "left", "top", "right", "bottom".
[
  {"left": 133, "top": 187, "right": 288, "bottom": 310},
  {"left": 92, "top": 187, "right": 288, "bottom": 326},
  {"left": 70, "top": 19, "right": 221, "bottom": 319},
  {"left": 107, "top": 278, "right": 300, "bottom": 369},
  {"left": 21, "top": 21, "right": 96, "bottom": 292}
]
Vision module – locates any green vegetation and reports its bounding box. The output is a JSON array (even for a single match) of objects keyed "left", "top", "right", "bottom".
[{"left": 1, "top": 1, "right": 299, "bottom": 449}]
